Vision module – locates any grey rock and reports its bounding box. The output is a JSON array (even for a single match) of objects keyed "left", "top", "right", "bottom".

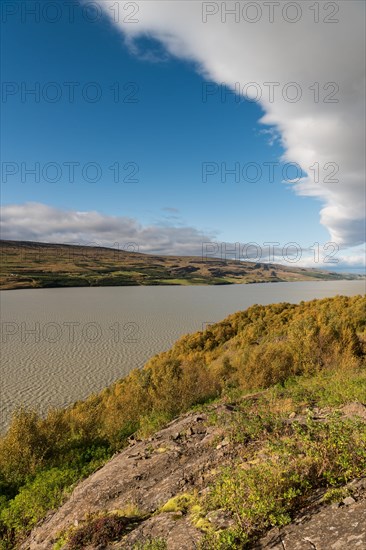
[
  {"left": 216, "top": 437, "right": 230, "bottom": 449},
  {"left": 342, "top": 402, "right": 366, "bottom": 420},
  {"left": 207, "top": 509, "right": 234, "bottom": 529},
  {"left": 342, "top": 496, "right": 356, "bottom": 506},
  {"left": 254, "top": 492, "right": 366, "bottom": 549}
]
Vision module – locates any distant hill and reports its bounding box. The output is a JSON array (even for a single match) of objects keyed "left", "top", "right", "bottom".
[{"left": 0, "top": 240, "right": 360, "bottom": 290}]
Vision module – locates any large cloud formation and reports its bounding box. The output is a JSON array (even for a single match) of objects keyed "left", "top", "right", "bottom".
[{"left": 95, "top": 0, "right": 365, "bottom": 247}]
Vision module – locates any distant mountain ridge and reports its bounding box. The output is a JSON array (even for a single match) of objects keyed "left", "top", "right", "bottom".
[{"left": 0, "top": 239, "right": 361, "bottom": 290}]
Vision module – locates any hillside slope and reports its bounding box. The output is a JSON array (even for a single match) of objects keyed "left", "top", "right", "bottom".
[
  {"left": 0, "top": 240, "right": 357, "bottom": 290},
  {"left": 0, "top": 295, "right": 365, "bottom": 548},
  {"left": 20, "top": 398, "right": 366, "bottom": 550}
]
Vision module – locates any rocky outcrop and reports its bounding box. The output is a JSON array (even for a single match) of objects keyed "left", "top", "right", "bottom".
[
  {"left": 254, "top": 479, "right": 366, "bottom": 550},
  {"left": 20, "top": 401, "right": 366, "bottom": 549},
  {"left": 21, "top": 405, "right": 239, "bottom": 549}
]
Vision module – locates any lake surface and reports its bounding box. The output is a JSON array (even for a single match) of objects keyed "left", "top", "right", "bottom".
[{"left": 1, "top": 280, "right": 365, "bottom": 430}]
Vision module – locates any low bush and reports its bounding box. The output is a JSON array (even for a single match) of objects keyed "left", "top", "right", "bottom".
[{"left": 66, "top": 514, "right": 132, "bottom": 549}]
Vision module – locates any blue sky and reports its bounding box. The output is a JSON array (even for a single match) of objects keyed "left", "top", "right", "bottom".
[{"left": 1, "top": 0, "right": 365, "bottom": 270}]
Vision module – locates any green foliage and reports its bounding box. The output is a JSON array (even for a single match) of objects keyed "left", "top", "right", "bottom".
[
  {"left": 199, "top": 528, "right": 245, "bottom": 550},
  {"left": 0, "top": 468, "right": 78, "bottom": 534},
  {"left": 321, "top": 487, "right": 350, "bottom": 504},
  {"left": 278, "top": 367, "right": 366, "bottom": 408},
  {"left": 53, "top": 534, "right": 68, "bottom": 550},
  {"left": 160, "top": 493, "right": 196, "bottom": 514},
  {"left": 137, "top": 411, "right": 172, "bottom": 439}
]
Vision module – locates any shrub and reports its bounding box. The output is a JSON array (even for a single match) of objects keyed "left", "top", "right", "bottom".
[
  {"left": 0, "top": 468, "right": 78, "bottom": 536},
  {"left": 66, "top": 514, "right": 132, "bottom": 549}
]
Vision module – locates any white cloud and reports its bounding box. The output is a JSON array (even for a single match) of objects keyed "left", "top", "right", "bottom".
[
  {"left": 95, "top": 0, "right": 365, "bottom": 247},
  {"left": 0, "top": 202, "right": 215, "bottom": 256},
  {"left": 272, "top": 247, "right": 366, "bottom": 272}
]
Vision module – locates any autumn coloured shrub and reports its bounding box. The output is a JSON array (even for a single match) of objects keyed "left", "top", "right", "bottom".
[{"left": 66, "top": 514, "right": 132, "bottom": 549}]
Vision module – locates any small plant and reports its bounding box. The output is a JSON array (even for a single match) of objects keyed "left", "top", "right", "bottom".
[
  {"left": 66, "top": 514, "right": 133, "bottom": 549},
  {"left": 111, "top": 502, "right": 143, "bottom": 518},
  {"left": 322, "top": 487, "right": 350, "bottom": 504},
  {"left": 53, "top": 534, "right": 68, "bottom": 550},
  {"left": 199, "top": 528, "right": 245, "bottom": 550},
  {"left": 160, "top": 493, "right": 196, "bottom": 514},
  {"left": 189, "top": 504, "right": 211, "bottom": 531},
  {"left": 136, "top": 411, "right": 172, "bottom": 439}
]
